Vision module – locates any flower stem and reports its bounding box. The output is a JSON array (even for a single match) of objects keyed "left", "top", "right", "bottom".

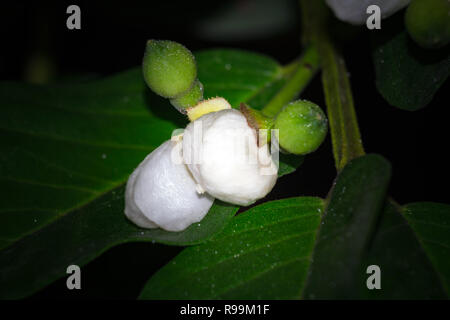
[
  {"left": 299, "top": 0, "right": 365, "bottom": 171},
  {"left": 261, "top": 46, "right": 320, "bottom": 118}
]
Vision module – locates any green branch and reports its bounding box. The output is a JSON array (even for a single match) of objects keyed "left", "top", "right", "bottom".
[
  {"left": 262, "top": 46, "right": 320, "bottom": 118},
  {"left": 300, "top": 0, "right": 365, "bottom": 171}
]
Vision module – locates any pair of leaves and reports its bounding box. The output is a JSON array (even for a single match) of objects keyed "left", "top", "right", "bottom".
[
  {"left": 0, "top": 49, "right": 303, "bottom": 298},
  {"left": 141, "top": 154, "right": 450, "bottom": 299},
  {"left": 372, "top": 20, "right": 450, "bottom": 111}
]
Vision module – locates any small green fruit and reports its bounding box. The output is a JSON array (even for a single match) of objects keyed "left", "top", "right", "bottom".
[
  {"left": 405, "top": 0, "right": 450, "bottom": 49},
  {"left": 143, "top": 40, "right": 197, "bottom": 98},
  {"left": 274, "top": 100, "right": 328, "bottom": 155},
  {"left": 170, "top": 80, "right": 204, "bottom": 111}
]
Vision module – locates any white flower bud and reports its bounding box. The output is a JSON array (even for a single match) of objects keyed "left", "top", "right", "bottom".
[
  {"left": 125, "top": 140, "right": 214, "bottom": 232},
  {"left": 325, "top": 0, "right": 410, "bottom": 25},
  {"left": 183, "top": 109, "right": 278, "bottom": 206}
]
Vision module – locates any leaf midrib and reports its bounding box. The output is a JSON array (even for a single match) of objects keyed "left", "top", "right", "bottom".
[{"left": 0, "top": 127, "right": 156, "bottom": 151}]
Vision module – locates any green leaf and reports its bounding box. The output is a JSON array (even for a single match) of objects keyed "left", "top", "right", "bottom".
[
  {"left": 139, "top": 197, "right": 324, "bottom": 299},
  {"left": 0, "top": 185, "right": 237, "bottom": 299},
  {"left": 361, "top": 201, "right": 447, "bottom": 299},
  {"left": 302, "top": 156, "right": 449, "bottom": 299},
  {"left": 197, "top": 49, "right": 283, "bottom": 109},
  {"left": 302, "top": 154, "right": 448, "bottom": 299},
  {"left": 0, "top": 69, "right": 178, "bottom": 252},
  {"left": 302, "top": 154, "right": 391, "bottom": 299},
  {"left": 278, "top": 154, "right": 304, "bottom": 178},
  {"left": 402, "top": 202, "right": 450, "bottom": 296},
  {"left": 372, "top": 29, "right": 450, "bottom": 111},
  {"left": 0, "top": 49, "right": 303, "bottom": 298}
]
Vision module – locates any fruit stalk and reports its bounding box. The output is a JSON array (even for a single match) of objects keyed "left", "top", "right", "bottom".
[
  {"left": 300, "top": 0, "right": 365, "bottom": 171},
  {"left": 262, "top": 46, "right": 320, "bottom": 118}
]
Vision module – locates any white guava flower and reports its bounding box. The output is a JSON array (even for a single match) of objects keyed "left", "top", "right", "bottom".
[
  {"left": 125, "top": 139, "right": 214, "bottom": 232},
  {"left": 182, "top": 108, "right": 278, "bottom": 206},
  {"left": 325, "top": 0, "right": 410, "bottom": 25}
]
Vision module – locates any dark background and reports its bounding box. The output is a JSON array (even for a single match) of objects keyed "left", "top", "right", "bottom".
[{"left": 1, "top": 0, "right": 448, "bottom": 299}]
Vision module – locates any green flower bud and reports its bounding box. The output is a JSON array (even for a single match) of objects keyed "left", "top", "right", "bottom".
[
  {"left": 170, "top": 80, "right": 204, "bottom": 111},
  {"left": 143, "top": 40, "right": 197, "bottom": 98},
  {"left": 274, "top": 100, "right": 328, "bottom": 155},
  {"left": 405, "top": 0, "right": 450, "bottom": 49}
]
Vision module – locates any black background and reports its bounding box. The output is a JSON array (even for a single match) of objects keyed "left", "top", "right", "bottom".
[{"left": 1, "top": 0, "right": 448, "bottom": 299}]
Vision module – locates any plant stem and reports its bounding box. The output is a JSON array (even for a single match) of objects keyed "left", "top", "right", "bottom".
[
  {"left": 281, "top": 59, "right": 301, "bottom": 77},
  {"left": 261, "top": 46, "right": 320, "bottom": 118},
  {"left": 299, "top": 0, "right": 365, "bottom": 171}
]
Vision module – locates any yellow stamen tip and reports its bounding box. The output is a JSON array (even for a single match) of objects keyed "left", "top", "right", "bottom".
[{"left": 187, "top": 97, "right": 232, "bottom": 121}]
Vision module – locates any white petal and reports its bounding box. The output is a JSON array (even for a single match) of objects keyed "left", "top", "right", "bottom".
[
  {"left": 124, "top": 160, "right": 158, "bottom": 229},
  {"left": 183, "top": 109, "right": 278, "bottom": 206},
  {"left": 125, "top": 140, "right": 214, "bottom": 232}
]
